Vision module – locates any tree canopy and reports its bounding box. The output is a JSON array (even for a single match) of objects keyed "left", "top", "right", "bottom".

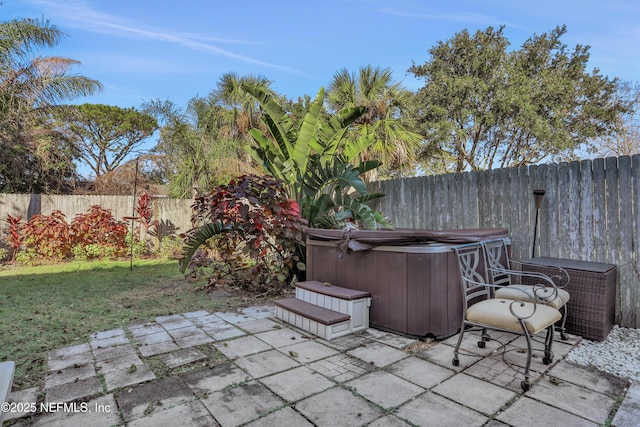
[
  {"left": 409, "top": 25, "right": 627, "bottom": 172},
  {"left": 56, "top": 103, "right": 158, "bottom": 177},
  {"left": 326, "top": 66, "right": 423, "bottom": 180},
  {"left": 3, "top": 17, "right": 635, "bottom": 196},
  {"left": 585, "top": 81, "right": 640, "bottom": 158},
  {"left": 0, "top": 17, "right": 102, "bottom": 193}
]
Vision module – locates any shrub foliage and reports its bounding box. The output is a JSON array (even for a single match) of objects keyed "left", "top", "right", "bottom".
[
  {"left": 183, "top": 174, "right": 307, "bottom": 295},
  {"left": 7, "top": 206, "right": 129, "bottom": 263}
]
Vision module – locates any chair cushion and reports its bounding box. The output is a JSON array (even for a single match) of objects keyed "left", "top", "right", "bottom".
[
  {"left": 467, "top": 299, "right": 562, "bottom": 335},
  {"left": 495, "top": 286, "right": 570, "bottom": 310}
]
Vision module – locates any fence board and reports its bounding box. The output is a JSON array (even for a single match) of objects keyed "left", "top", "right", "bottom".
[
  {"left": 422, "top": 176, "right": 432, "bottom": 228},
  {"left": 631, "top": 155, "right": 640, "bottom": 327},
  {"left": 410, "top": 177, "right": 422, "bottom": 229},
  {"left": 605, "top": 157, "right": 620, "bottom": 266},
  {"left": 593, "top": 158, "right": 607, "bottom": 262},
  {"left": 479, "top": 169, "right": 492, "bottom": 228},
  {"left": 618, "top": 156, "right": 634, "bottom": 326},
  {"left": 467, "top": 171, "right": 480, "bottom": 228},
  {"left": 622, "top": 154, "right": 640, "bottom": 325},
  {"left": 557, "top": 162, "right": 571, "bottom": 258},
  {"left": 442, "top": 173, "right": 454, "bottom": 228},
  {"left": 580, "top": 159, "right": 595, "bottom": 260},
  {"left": 543, "top": 163, "right": 559, "bottom": 258},
  {"left": 0, "top": 194, "right": 32, "bottom": 222},
  {"left": 460, "top": 172, "right": 471, "bottom": 227},
  {"left": 512, "top": 166, "right": 529, "bottom": 258},
  {"left": 567, "top": 161, "right": 581, "bottom": 259},
  {"left": 433, "top": 174, "right": 444, "bottom": 229},
  {"left": 450, "top": 172, "right": 462, "bottom": 229}
]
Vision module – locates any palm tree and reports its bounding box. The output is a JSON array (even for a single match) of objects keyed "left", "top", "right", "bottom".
[
  {"left": 142, "top": 96, "right": 261, "bottom": 199},
  {"left": 210, "top": 72, "right": 275, "bottom": 140},
  {"left": 0, "top": 18, "right": 102, "bottom": 113},
  {"left": 0, "top": 17, "right": 102, "bottom": 192},
  {"left": 326, "top": 66, "right": 422, "bottom": 180}
]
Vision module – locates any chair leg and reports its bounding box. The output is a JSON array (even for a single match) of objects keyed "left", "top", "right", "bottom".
[
  {"left": 543, "top": 325, "right": 555, "bottom": 365},
  {"left": 520, "top": 320, "right": 532, "bottom": 392},
  {"left": 452, "top": 324, "right": 467, "bottom": 366},
  {"left": 478, "top": 328, "right": 490, "bottom": 348},
  {"left": 558, "top": 305, "right": 568, "bottom": 340}
]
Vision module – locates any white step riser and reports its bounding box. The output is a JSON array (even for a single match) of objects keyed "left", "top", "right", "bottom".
[
  {"left": 275, "top": 306, "right": 351, "bottom": 340},
  {"left": 295, "top": 288, "right": 370, "bottom": 333}
]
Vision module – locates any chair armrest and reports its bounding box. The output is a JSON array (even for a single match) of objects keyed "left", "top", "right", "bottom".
[
  {"left": 511, "top": 259, "right": 570, "bottom": 289},
  {"left": 487, "top": 265, "right": 560, "bottom": 305}
]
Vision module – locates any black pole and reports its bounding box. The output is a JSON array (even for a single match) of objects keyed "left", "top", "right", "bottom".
[
  {"left": 130, "top": 158, "right": 139, "bottom": 271},
  {"left": 532, "top": 189, "right": 545, "bottom": 258}
]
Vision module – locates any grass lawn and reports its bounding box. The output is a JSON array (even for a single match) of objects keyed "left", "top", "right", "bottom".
[{"left": 0, "top": 259, "right": 264, "bottom": 390}]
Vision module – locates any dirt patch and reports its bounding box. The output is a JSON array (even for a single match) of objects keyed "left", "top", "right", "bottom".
[
  {"left": 405, "top": 337, "right": 439, "bottom": 354},
  {"left": 205, "top": 285, "right": 294, "bottom": 311}
]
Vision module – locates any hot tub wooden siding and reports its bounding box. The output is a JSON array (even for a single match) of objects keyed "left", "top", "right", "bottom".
[{"left": 306, "top": 241, "right": 463, "bottom": 338}]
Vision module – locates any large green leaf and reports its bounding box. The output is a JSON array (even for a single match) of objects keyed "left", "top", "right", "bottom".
[
  {"left": 358, "top": 160, "right": 382, "bottom": 175},
  {"left": 355, "top": 192, "right": 386, "bottom": 203},
  {"left": 242, "top": 84, "right": 294, "bottom": 161},
  {"left": 309, "top": 192, "right": 390, "bottom": 230},
  {"left": 180, "top": 222, "right": 229, "bottom": 273},
  {"left": 318, "top": 106, "right": 368, "bottom": 157},
  {"left": 305, "top": 193, "right": 335, "bottom": 227},
  {"left": 301, "top": 159, "right": 366, "bottom": 196},
  {"left": 330, "top": 193, "right": 392, "bottom": 230},
  {"left": 343, "top": 133, "right": 376, "bottom": 163},
  {"left": 291, "top": 88, "right": 324, "bottom": 174},
  {"left": 246, "top": 130, "right": 287, "bottom": 182}
]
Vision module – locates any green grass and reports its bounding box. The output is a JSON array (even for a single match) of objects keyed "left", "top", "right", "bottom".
[{"left": 0, "top": 259, "right": 253, "bottom": 390}]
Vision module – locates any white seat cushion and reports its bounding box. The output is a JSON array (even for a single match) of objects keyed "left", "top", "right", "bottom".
[
  {"left": 495, "top": 286, "right": 570, "bottom": 310},
  {"left": 467, "top": 299, "right": 562, "bottom": 335}
]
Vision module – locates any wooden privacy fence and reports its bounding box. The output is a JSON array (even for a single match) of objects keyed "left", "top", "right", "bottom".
[
  {"left": 0, "top": 194, "right": 195, "bottom": 242},
  {"left": 368, "top": 155, "right": 640, "bottom": 329}
]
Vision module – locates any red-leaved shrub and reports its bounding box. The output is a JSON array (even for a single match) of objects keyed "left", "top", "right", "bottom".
[
  {"left": 16, "top": 206, "right": 128, "bottom": 262},
  {"left": 135, "top": 191, "right": 158, "bottom": 239},
  {"left": 4, "top": 214, "right": 24, "bottom": 261},
  {"left": 71, "top": 205, "right": 129, "bottom": 257},
  {"left": 21, "top": 210, "right": 73, "bottom": 261},
  {"left": 185, "top": 174, "right": 307, "bottom": 295}
]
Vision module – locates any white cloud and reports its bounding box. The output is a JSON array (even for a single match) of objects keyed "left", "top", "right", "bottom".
[{"left": 26, "top": 0, "right": 300, "bottom": 73}]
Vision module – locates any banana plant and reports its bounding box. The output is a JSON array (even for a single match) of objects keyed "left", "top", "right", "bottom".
[
  {"left": 242, "top": 84, "right": 390, "bottom": 230},
  {"left": 300, "top": 156, "right": 390, "bottom": 229}
]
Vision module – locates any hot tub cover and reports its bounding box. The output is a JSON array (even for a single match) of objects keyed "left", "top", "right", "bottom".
[{"left": 305, "top": 227, "right": 509, "bottom": 252}]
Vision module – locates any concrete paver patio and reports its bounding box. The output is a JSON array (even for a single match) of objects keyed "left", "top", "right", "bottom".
[{"left": 3, "top": 304, "right": 637, "bottom": 426}]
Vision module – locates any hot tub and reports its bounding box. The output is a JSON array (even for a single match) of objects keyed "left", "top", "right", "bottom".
[{"left": 305, "top": 228, "right": 509, "bottom": 338}]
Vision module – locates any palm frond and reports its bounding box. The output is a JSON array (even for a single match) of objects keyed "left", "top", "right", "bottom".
[{"left": 180, "top": 222, "right": 230, "bottom": 273}]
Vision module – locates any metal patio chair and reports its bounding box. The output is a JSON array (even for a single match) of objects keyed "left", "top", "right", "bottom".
[
  {"left": 482, "top": 238, "right": 571, "bottom": 340},
  {"left": 451, "top": 242, "right": 562, "bottom": 391}
]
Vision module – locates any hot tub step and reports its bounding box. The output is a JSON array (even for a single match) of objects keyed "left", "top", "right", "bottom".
[
  {"left": 274, "top": 298, "right": 352, "bottom": 340},
  {"left": 296, "top": 281, "right": 371, "bottom": 300},
  {"left": 295, "top": 281, "right": 371, "bottom": 333}
]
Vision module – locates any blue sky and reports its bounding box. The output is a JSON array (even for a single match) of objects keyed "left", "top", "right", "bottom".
[
  {"left": 6, "top": 0, "right": 639, "bottom": 108},
  {"left": 4, "top": 0, "right": 640, "bottom": 173}
]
